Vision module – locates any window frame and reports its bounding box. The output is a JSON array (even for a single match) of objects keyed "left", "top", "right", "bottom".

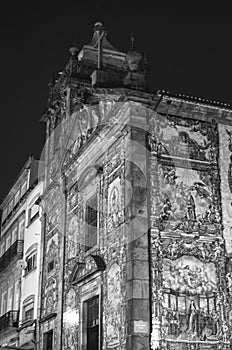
[
  {"left": 14, "top": 280, "right": 20, "bottom": 310},
  {"left": 1, "top": 291, "right": 7, "bottom": 316},
  {"left": 24, "top": 251, "right": 37, "bottom": 276},
  {"left": 21, "top": 181, "right": 27, "bottom": 197},
  {"left": 7, "top": 286, "right": 13, "bottom": 312},
  {"left": 2, "top": 207, "right": 7, "bottom": 223},
  {"left": 0, "top": 240, "right": 6, "bottom": 257},
  {"left": 14, "top": 189, "right": 20, "bottom": 206},
  {"left": 5, "top": 233, "right": 12, "bottom": 251},
  {"left": 18, "top": 217, "right": 25, "bottom": 240},
  {"left": 43, "top": 329, "right": 53, "bottom": 350},
  {"left": 12, "top": 226, "right": 18, "bottom": 243},
  {"left": 27, "top": 203, "right": 40, "bottom": 226},
  {"left": 8, "top": 199, "right": 14, "bottom": 214},
  {"left": 82, "top": 294, "right": 100, "bottom": 350},
  {"left": 22, "top": 297, "right": 34, "bottom": 323}
]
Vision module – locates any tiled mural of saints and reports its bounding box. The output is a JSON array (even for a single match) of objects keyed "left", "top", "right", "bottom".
[
  {"left": 162, "top": 256, "right": 219, "bottom": 342},
  {"left": 150, "top": 113, "right": 218, "bottom": 162},
  {"left": 157, "top": 164, "right": 220, "bottom": 234}
]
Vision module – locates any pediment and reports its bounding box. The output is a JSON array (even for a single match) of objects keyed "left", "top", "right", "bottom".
[{"left": 70, "top": 255, "right": 106, "bottom": 285}]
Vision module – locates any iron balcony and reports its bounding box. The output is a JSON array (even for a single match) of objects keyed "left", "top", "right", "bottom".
[
  {"left": 0, "top": 240, "right": 23, "bottom": 273},
  {"left": 0, "top": 310, "right": 19, "bottom": 332}
]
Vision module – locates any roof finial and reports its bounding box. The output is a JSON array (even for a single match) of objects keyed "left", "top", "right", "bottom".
[
  {"left": 93, "top": 22, "right": 106, "bottom": 69},
  {"left": 130, "top": 32, "right": 135, "bottom": 50},
  {"left": 69, "top": 34, "right": 79, "bottom": 56},
  {"left": 126, "top": 32, "right": 142, "bottom": 72},
  {"left": 94, "top": 22, "right": 104, "bottom": 33}
]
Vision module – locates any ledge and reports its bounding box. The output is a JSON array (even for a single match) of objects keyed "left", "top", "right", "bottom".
[{"left": 39, "top": 312, "right": 57, "bottom": 324}]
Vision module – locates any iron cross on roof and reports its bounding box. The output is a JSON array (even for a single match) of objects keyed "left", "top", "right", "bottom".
[{"left": 94, "top": 22, "right": 107, "bottom": 70}]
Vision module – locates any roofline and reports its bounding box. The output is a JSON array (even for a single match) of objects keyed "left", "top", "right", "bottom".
[
  {"left": 157, "top": 89, "right": 232, "bottom": 111},
  {"left": 0, "top": 156, "right": 37, "bottom": 207}
]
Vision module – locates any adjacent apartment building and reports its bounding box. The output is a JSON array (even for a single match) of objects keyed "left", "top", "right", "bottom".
[
  {"left": 0, "top": 157, "right": 43, "bottom": 349},
  {"left": 38, "top": 22, "right": 232, "bottom": 350}
]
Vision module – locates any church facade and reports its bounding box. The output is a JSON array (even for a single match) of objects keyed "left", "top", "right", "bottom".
[{"left": 38, "top": 22, "right": 232, "bottom": 350}]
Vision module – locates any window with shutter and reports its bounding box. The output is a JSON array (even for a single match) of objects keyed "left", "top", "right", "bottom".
[{"left": 25, "top": 252, "right": 37, "bottom": 275}]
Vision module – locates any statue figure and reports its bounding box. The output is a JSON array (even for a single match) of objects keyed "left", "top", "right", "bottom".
[
  {"left": 211, "top": 309, "right": 220, "bottom": 336},
  {"left": 169, "top": 239, "right": 179, "bottom": 258},
  {"left": 199, "top": 242, "right": 209, "bottom": 261},
  {"left": 186, "top": 193, "right": 196, "bottom": 221},
  {"left": 204, "top": 203, "right": 220, "bottom": 224},
  {"left": 220, "top": 321, "right": 229, "bottom": 343},
  {"left": 110, "top": 187, "right": 120, "bottom": 224},
  {"left": 159, "top": 193, "right": 172, "bottom": 221},
  {"left": 212, "top": 241, "right": 224, "bottom": 261},
  {"left": 186, "top": 300, "right": 198, "bottom": 336}
]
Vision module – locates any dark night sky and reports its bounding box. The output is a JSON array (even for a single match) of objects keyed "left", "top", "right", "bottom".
[{"left": 0, "top": 2, "right": 232, "bottom": 201}]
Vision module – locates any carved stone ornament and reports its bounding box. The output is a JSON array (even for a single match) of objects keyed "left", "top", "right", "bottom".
[{"left": 70, "top": 255, "right": 106, "bottom": 284}]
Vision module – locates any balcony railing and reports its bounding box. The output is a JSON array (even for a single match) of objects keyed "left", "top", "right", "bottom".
[
  {"left": 0, "top": 240, "right": 23, "bottom": 273},
  {"left": 0, "top": 310, "right": 19, "bottom": 332}
]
